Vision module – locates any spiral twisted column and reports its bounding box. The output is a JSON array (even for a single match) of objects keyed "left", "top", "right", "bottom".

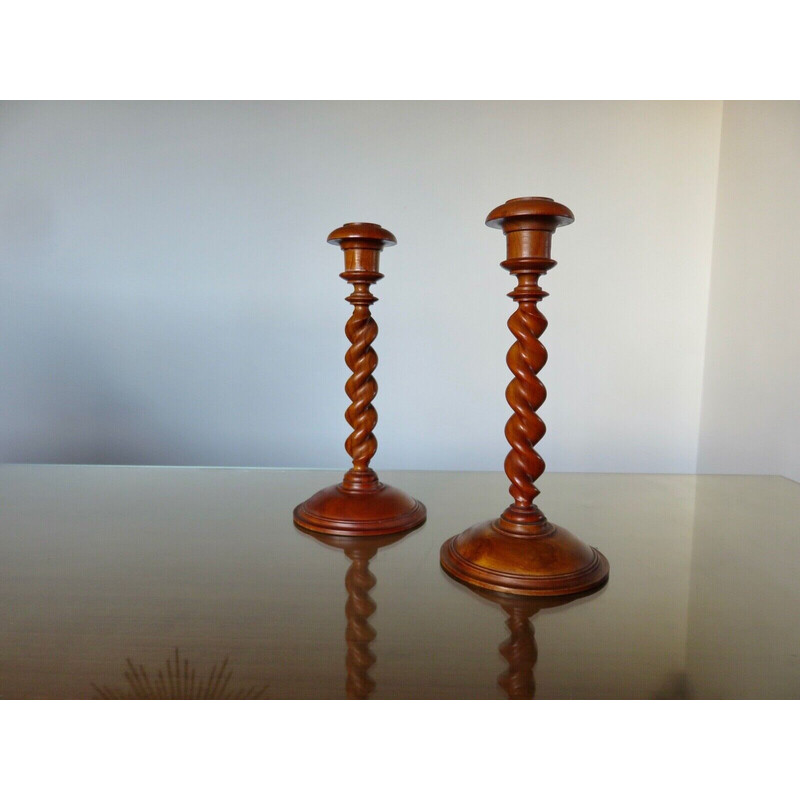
[
  {"left": 343, "top": 284, "right": 380, "bottom": 488},
  {"left": 344, "top": 546, "right": 378, "bottom": 699},
  {"left": 502, "top": 267, "right": 552, "bottom": 525},
  {"left": 293, "top": 222, "right": 426, "bottom": 537},
  {"left": 440, "top": 197, "right": 609, "bottom": 595}
]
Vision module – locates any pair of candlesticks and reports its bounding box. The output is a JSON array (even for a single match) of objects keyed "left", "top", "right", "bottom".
[{"left": 293, "top": 196, "right": 609, "bottom": 597}]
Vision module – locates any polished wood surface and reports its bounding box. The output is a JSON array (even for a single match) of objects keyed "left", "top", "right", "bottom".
[
  {"left": 441, "top": 198, "right": 610, "bottom": 595},
  {"left": 2, "top": 467, "right": 799, "bottom": 699},
  {"left": 293, "top": 223, "right": 426, "bottom": 536}
]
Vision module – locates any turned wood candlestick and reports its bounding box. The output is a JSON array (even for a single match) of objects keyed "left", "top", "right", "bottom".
[
  {"left": 293, "top": 222, "right": 426, "bottom": 537},
  {"left": 440, "top": 197, "right": 609, "bottom": 595},
  {"left": 304, "top": 530, "right": 409, "bottom": 699}
]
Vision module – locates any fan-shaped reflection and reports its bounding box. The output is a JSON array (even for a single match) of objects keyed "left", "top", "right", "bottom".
[
  {"left": 302, "top": 530, "right": 411, "bottom": 699},
  {"left": 92, "top": 647, "right": 268, "bottom": 699}
]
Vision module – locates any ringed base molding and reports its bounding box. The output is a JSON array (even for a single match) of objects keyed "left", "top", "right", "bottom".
[
  {"left": 440, "top": 520, "right": 609, "bottom": 596},
  {"left": 293, "top": 481, "right": 426, "bottom": 537}
]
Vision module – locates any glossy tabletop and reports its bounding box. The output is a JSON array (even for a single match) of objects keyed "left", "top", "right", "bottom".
[{"left": 1, "top": 466, "right": 798, "bottom": 699}]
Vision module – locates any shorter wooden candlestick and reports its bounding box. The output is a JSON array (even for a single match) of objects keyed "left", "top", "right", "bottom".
[{"left": 293, "top": 222, "right": 426, "bottom": 537}]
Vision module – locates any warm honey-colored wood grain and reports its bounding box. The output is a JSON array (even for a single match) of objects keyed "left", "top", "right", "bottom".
[
  {"left": 440, "top": 198, "right": 609, "bottom": 595},
  {"left": 293, "top": 223, "right": 426, "bottom": 536}
]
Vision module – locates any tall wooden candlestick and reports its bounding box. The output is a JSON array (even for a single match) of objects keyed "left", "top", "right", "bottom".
[
  {"left": 440, "top": 197, "right": 609, "bottom": 595},
  {"left": 293, "top": 222, "right": 426, "bottom": 536}
]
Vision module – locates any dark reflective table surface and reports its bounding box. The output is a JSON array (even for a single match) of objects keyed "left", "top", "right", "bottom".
[{"left": 1, "top": 466, "right": 798, "bottom": 699}]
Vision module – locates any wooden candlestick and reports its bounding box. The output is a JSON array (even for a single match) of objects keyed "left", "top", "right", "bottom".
[
  {"left": 440, "top": 197, "right": 609, "bottom": 595},
  {"left": 293, "top": 222, "right": 426, "bottom": 536},
  {"left": 305, "top": 530, "right": 409, "bottom": 699}
]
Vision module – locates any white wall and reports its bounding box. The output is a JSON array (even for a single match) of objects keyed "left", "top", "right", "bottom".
[
  {"left": 0, "top": 101, "right": 723, "bottom": 471},
  {"left": 697, "top": 102, "right": 800, "bottom": 483}
]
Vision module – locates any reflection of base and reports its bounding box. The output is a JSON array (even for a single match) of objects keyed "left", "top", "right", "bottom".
[
  {"left": 498, "top": 604, "right": 538, "bottom": 699},
  {"left": 92, "top": 648, "right": 268, "bottom": 699},
  {"left": 456, "top": 585, "right": 606, "bottom": 699},
  {"left": 303, "top": 529, "right": 411, "bottom": 700}
]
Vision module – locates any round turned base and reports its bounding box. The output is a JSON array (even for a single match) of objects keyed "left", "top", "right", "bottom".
[
  {"left": 293, "top": 481, "right": 426, "bottom": 537},
  {"left": 301, "top": 528, "right": 411, "bottom": 553},
  {"left": 440, "top": 518, "right": 609, "bottom": 596}
]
